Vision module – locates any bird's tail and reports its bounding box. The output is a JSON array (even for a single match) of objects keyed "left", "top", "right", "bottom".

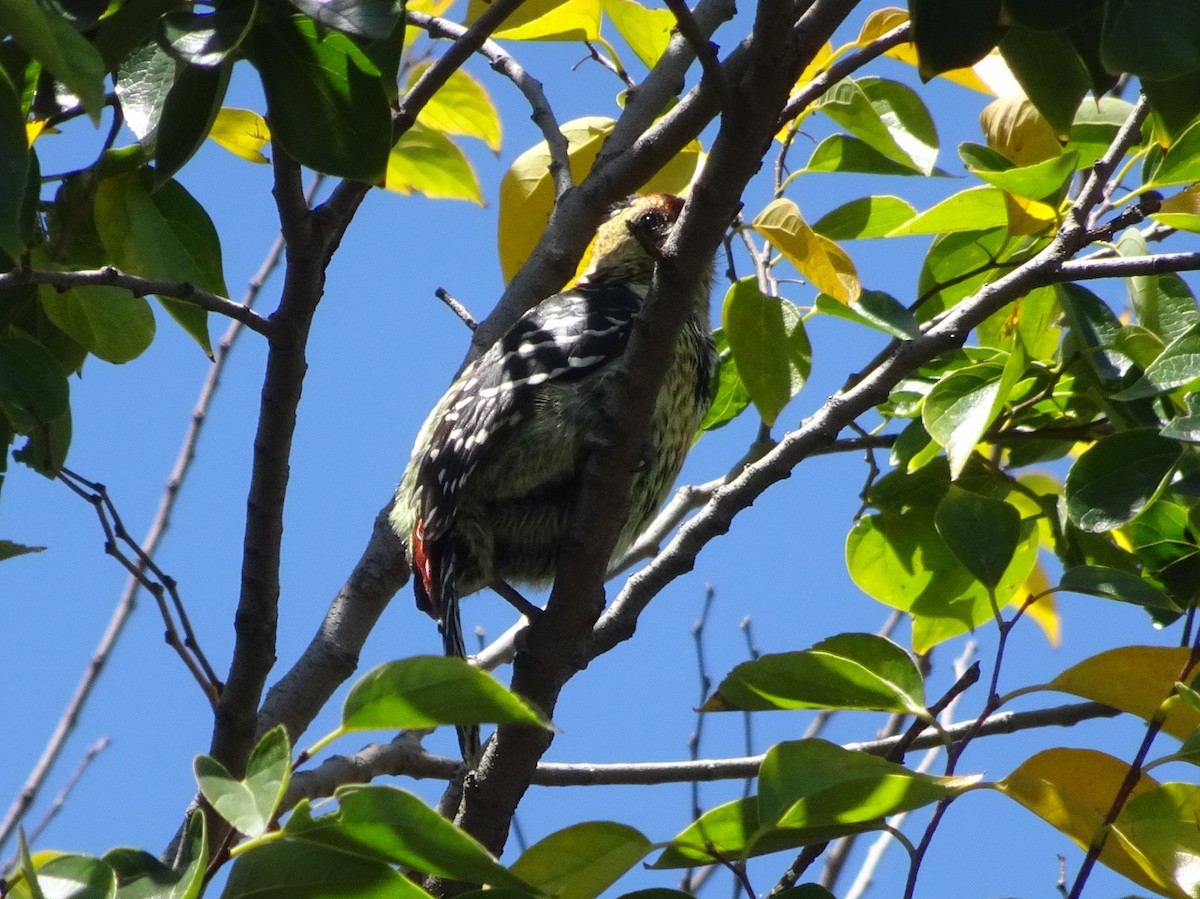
[{"left": 440, "top": 593, "right": 483, "bottom": 764}]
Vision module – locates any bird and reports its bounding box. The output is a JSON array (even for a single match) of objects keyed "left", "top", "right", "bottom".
[{"left": 391, "top": 193, "right": 717, "bottom": 759}]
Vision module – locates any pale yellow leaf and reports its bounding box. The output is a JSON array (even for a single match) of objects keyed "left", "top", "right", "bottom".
[
  {"left": 406, "top": 65, "right": 502, "bottom": 152},
  {"left": 1011, "top": 561, "right": 1059, "bottom": 647},
  {"left": 1049, "top": 646, "right": 1200, "bottom": 740},
  {"left": 996, "top": 749, "right": 1179, "bottom": 898},
  {"left": 208, "top": 108, "right": 270, "bottom": 164},
  {"left": 385, "top": 122, "right": 483, "bottom": 204},
  {"left": 980, "top": 95, "right": 1063, "bottom": 166},
  {"left": 751, "top": 198, "right": 860, "bottom": 304},
  {"left": 602, "top": 0, "right": 674, "bottom": 69},
  {"left": 465, "top": 0, "right": 600, "bottom": 41}
]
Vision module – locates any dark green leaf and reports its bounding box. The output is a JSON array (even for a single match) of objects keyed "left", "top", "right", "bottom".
[
  {"left": 509, "top": 822, "right": 651, "bottom": 899},
  {"left": 287, "top": 0, "right": 403, "bottom": 39},
  {"left": 0, "top": 335, "right": 69, "bottom": 433},
  {"left": 1143, "top": 70, "right": 1200, "bottom": 143},
  {"left": 103, "top": 810, "right": 206, "bottom": 899},
  {"left": 250, "top": 14, "right": 390, "bottom": 181},
  {"left": 286, "top": 786, "right": 527, "bottom": 888},
  {"left": 1101, "top": 0, "right": 1200, "bottom": 81},
  {"left": 342, "top": 657, "right": 550, "bottom": 730},
  {"left": 1059, "top": 565, "right": 1178, "bottom": 611},
  {"left": 999, "top": 25, "right": 1090, "bottom": 136},
  {"left": 1064, "top": 430, "right": 1183, "bottom": 532},
  {"left": 222, "top": 840, "right": 423, "bottom": 899},
  {"left": 810, "top": 196, "right": 918, "bottom": 240},
  {"left": 159, "top": 0, "right": 255, "bottom": 66},
  {"left": 910, "top": 0, "right": 1004, "bottom": 78},
  {"left": 703, "top": 633, "right": 925, "bottom": 715},
  {"left": 155, "top": 61, "right": 232, "bottom": 183},
  {"left": 1001, "top": 0, "right": 1097, "bottom": 30},
  {"left": 0, "top": 67, "right": 30, "bottom": 260},
  {"left": 0, "top": 540, "right": 44, "bottom": 561},
  {"left": 0, "top": 0, "right": 106, "bottom": 119},
  {"left": 916, "top": 227, "right": 1011, "bottom": 321},
  {"left": 1057, "top": 282, "right": 1129, "bottom": 384},
  {"left": 935, "top": 486, "right": 1022, "bottom": 589},
  {"left": 721, "top": 278, "right": 811, "bottom": 427},
  {"left": 1116, "top": 324, "right": 1200, "bottom": 400},
  {"left": 815, "top": 290, "right": 919, "bottom": 339},
  {"left": 1119, "top": 231, "right": 1200, "bottom": 344}
]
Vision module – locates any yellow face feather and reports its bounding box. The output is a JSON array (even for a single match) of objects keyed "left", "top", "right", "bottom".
[{"left": 573, "top": 194, "right": 686, "bottom": 287}]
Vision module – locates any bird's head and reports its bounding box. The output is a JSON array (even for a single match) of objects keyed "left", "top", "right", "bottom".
[{"left": 577, "top": 193, "right": 686, "bottom": 287}]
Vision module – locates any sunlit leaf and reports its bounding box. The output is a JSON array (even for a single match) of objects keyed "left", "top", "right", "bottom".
[
  {"left": 811, "top": 195, "right": 917, "bottom": 240},
  {"left": 407, "top": 64, "right": 502, "bottom": 152},
  {"left": 751, "top": 198, "right": 860, "bottom": 303},
  {"left": 223, "top": 840, "right": 423, "bottom": 899},
  {"left": 385, "top": 123, "right": 483, "bottom": 204},
  {"left": 194, "top": 725, "right": 290, "bottom": 838},
  {"left": 934, "top": 486, "right": 1021, "bottom": 589},
  {"left": 208, "top": 107, "right": 271, "bottom": 163},
  {"left": 465, "top": 0, "right": 600, "bottom": 41},
  {"left": 509, "top": 822, "right": 651, "bottom": 899},
  {"left": 602, "top": 0, "right": 673, "bottom": 69},
  {"left": 1060, "top": 566, "right": 1178, "bottom": 612}
]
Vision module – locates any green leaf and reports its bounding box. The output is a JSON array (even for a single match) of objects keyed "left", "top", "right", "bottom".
[
  {"left": 816, "top": 77, "right": 938, "bottom": 175},
  {"left": 999, "top": 25, "right": 1090, "bottom": 137},
  {"left": 814, "top": 290, "right": 919, "bottom": 340},
  {"left": 758, "top": 739, "right": 978, "bottom": 829},
  {"left": 250, "top": 13, "right": 390, "bottom": 181},
  {"left": 965, "top": 151, "right": 1078, "bottom": 201},
  {"left": 804, "top": 134, "right": 925, "bottom": 177},
  {"left": 1117, "top": 230, "right": 1200, "bottom": 344},
  {"left": 155, "top": 61, "right": 232, "bottom": 184},
  {"left": 159, "top": 0, "right": 255, "bottom": 66},
  {"left": 602, "top": 0, "right": 674, "bottom": 68},
  {"left": 93, "top": 170, "right": 222, "bottom": 355},
  {"left": 0, "top": 68, "right": 29, "bottom": 260},
  {"left": 922, "top": 345, "right": 1024, "bottom": 478},
  {"left": 909, "top": 0, "right": 1003, "bottom": 78},
  {"left": 0, "top": 335, "right": 69, "bottom": 433},
  {"left": 888, "top": 186, "right": 1010, "bottom": 236},
  {"left": 934, "top": 486, "right": 1022, "bottom": 590},
  {"left": 286, "top": 786, "right": 527, "bottom": 888},
  {"left": 116, "top": 40, "right": 178, "bottom": 144},
  {"left": 1101, "top": 0, "right": 1200, "bottom": 81},
  {"left": 103, "top": 810, "right": 206, "bottom": 899},
  {"left": 194, "top": 725, "right": 290, "bottom": 837},
  {"left": 342, "top": 657, "right": 551, "bottom": 730},
  {"left": 1116, "top": 323, "right": 1200, "bottom": 400},
  {"left": 1064, "top": 430, "right": 1183, "bottom": 532},
  {"left": 1059, "top": 565, "right": 1178, "bottom": 611},
  {"left": 1057, "top": 282, "right": 1128, "bottom": 384},
  {"left": 0, "top": 0, "right": 106, "bottom": 119},
  {"left": 406, "top": 64, "right": 501, "bottom": 152},
  {"left": 0, "top": 540, "right": 44, "bottom": 561},
  {"left": 721, "top": 278, "right": 811, "bottom": 427},
  {"left": 38, "top": 284, "right": 156, "bottom": 364},
  {"left": 385, "top": 122, "right": 483, "bottom": 204},
  {"left": 1113, "top": 782, "right": 1200, "bottom": 897},
  {"left": 810, "top": 196, "right": 918, "bottom": 240},
  {"left": 846, "top": 506, "right": 1039, "bottom": 652},
  {"left": 916, "top": 227, "right": 1011, "bottom": 321},
  {"left": 1147, "top": 119, "right": 1200, "bottom": 189},
  {"left": 222, "top": 840, "right": 424, "bottom": 899},
  {"left": 699, "top": 329, "right": 750, "bottom": 432},
  {"left": 287, "top": 0, "right": 403, "bottom": 39},
  {"left": 652, "top": 795, "right": 873, "bottom": 868},
  {"left": 509, "top": 822, "right": 651, "bottom": 899},
  {"left": 9, "top": 851, "right": 116, "bottom": 899},
  {"left": 702, "top": 633, "right": 926, "bottom": 716}
]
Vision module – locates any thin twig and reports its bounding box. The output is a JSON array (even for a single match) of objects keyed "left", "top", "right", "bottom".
[
  {"left": 21, "top": 738, "right": 110, "bottom": 851},
  {"left": 0, "top": 267, "right": 273, "bottom": 337},
  {"left": 434, "top": 287, "right": 478, "bottom": 330}
]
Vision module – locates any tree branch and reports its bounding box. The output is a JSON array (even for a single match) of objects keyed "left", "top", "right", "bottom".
[{"left": 0, "top": 267, "right": 273, "bottom": 336}]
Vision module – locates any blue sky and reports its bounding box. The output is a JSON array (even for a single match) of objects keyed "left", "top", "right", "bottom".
[{"left": 2, "top": 11, "right": 1192, "bottom": 897}]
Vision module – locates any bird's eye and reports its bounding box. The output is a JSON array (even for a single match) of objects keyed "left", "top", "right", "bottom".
[{"left": 637, "top": 210, "right": 669, "bottom": 231}]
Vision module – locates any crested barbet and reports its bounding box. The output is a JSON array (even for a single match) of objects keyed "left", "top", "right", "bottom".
[{"left": 391, "top": 194, "right": 716, "bottom": 752}]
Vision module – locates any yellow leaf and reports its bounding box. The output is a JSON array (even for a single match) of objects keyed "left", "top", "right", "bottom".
[
  {"left": 856, "top": 7, "right": 1017, "bottom": 95},
  {"left": 1049, "top": 646, "right": 1200, "bottom": 740},
  {"left": 26, "top": 120, "right": 47, "bottom": 144},
  {"left": 1004, "top": 192, "right": 1060, "bottom": 236},
  {"left": 1153, "top": 184, "right": 1200, "bottom": 233},
  {"left": 995, "top": 749, "right": 1179, "bottom": 898},
  {"left": 980, "top": 96, "right": 1062, "bottom": 166},
  {"left": 497, "top": 116, "right": 701, "bottom": 281},
  {"left": 385, "top": 122, "right": 483, "bottom": 204},
  {"left": 208, "top": 108, "right": 271, "bottom": 164},
  {"left": 465, "top": 0, "right": 600, "bottom": 41},
  {"left": 406, "top": 65, "right": 502, "bottom": 152},
  {"left": 1012, "top": 561, "right": 1060, "bottom": 647},
  {"left": 602, "top": 0, "right": 674, "bottom": 69},
  {"left": 751, "top": 198, "right": 860, "bottom": 304}
]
